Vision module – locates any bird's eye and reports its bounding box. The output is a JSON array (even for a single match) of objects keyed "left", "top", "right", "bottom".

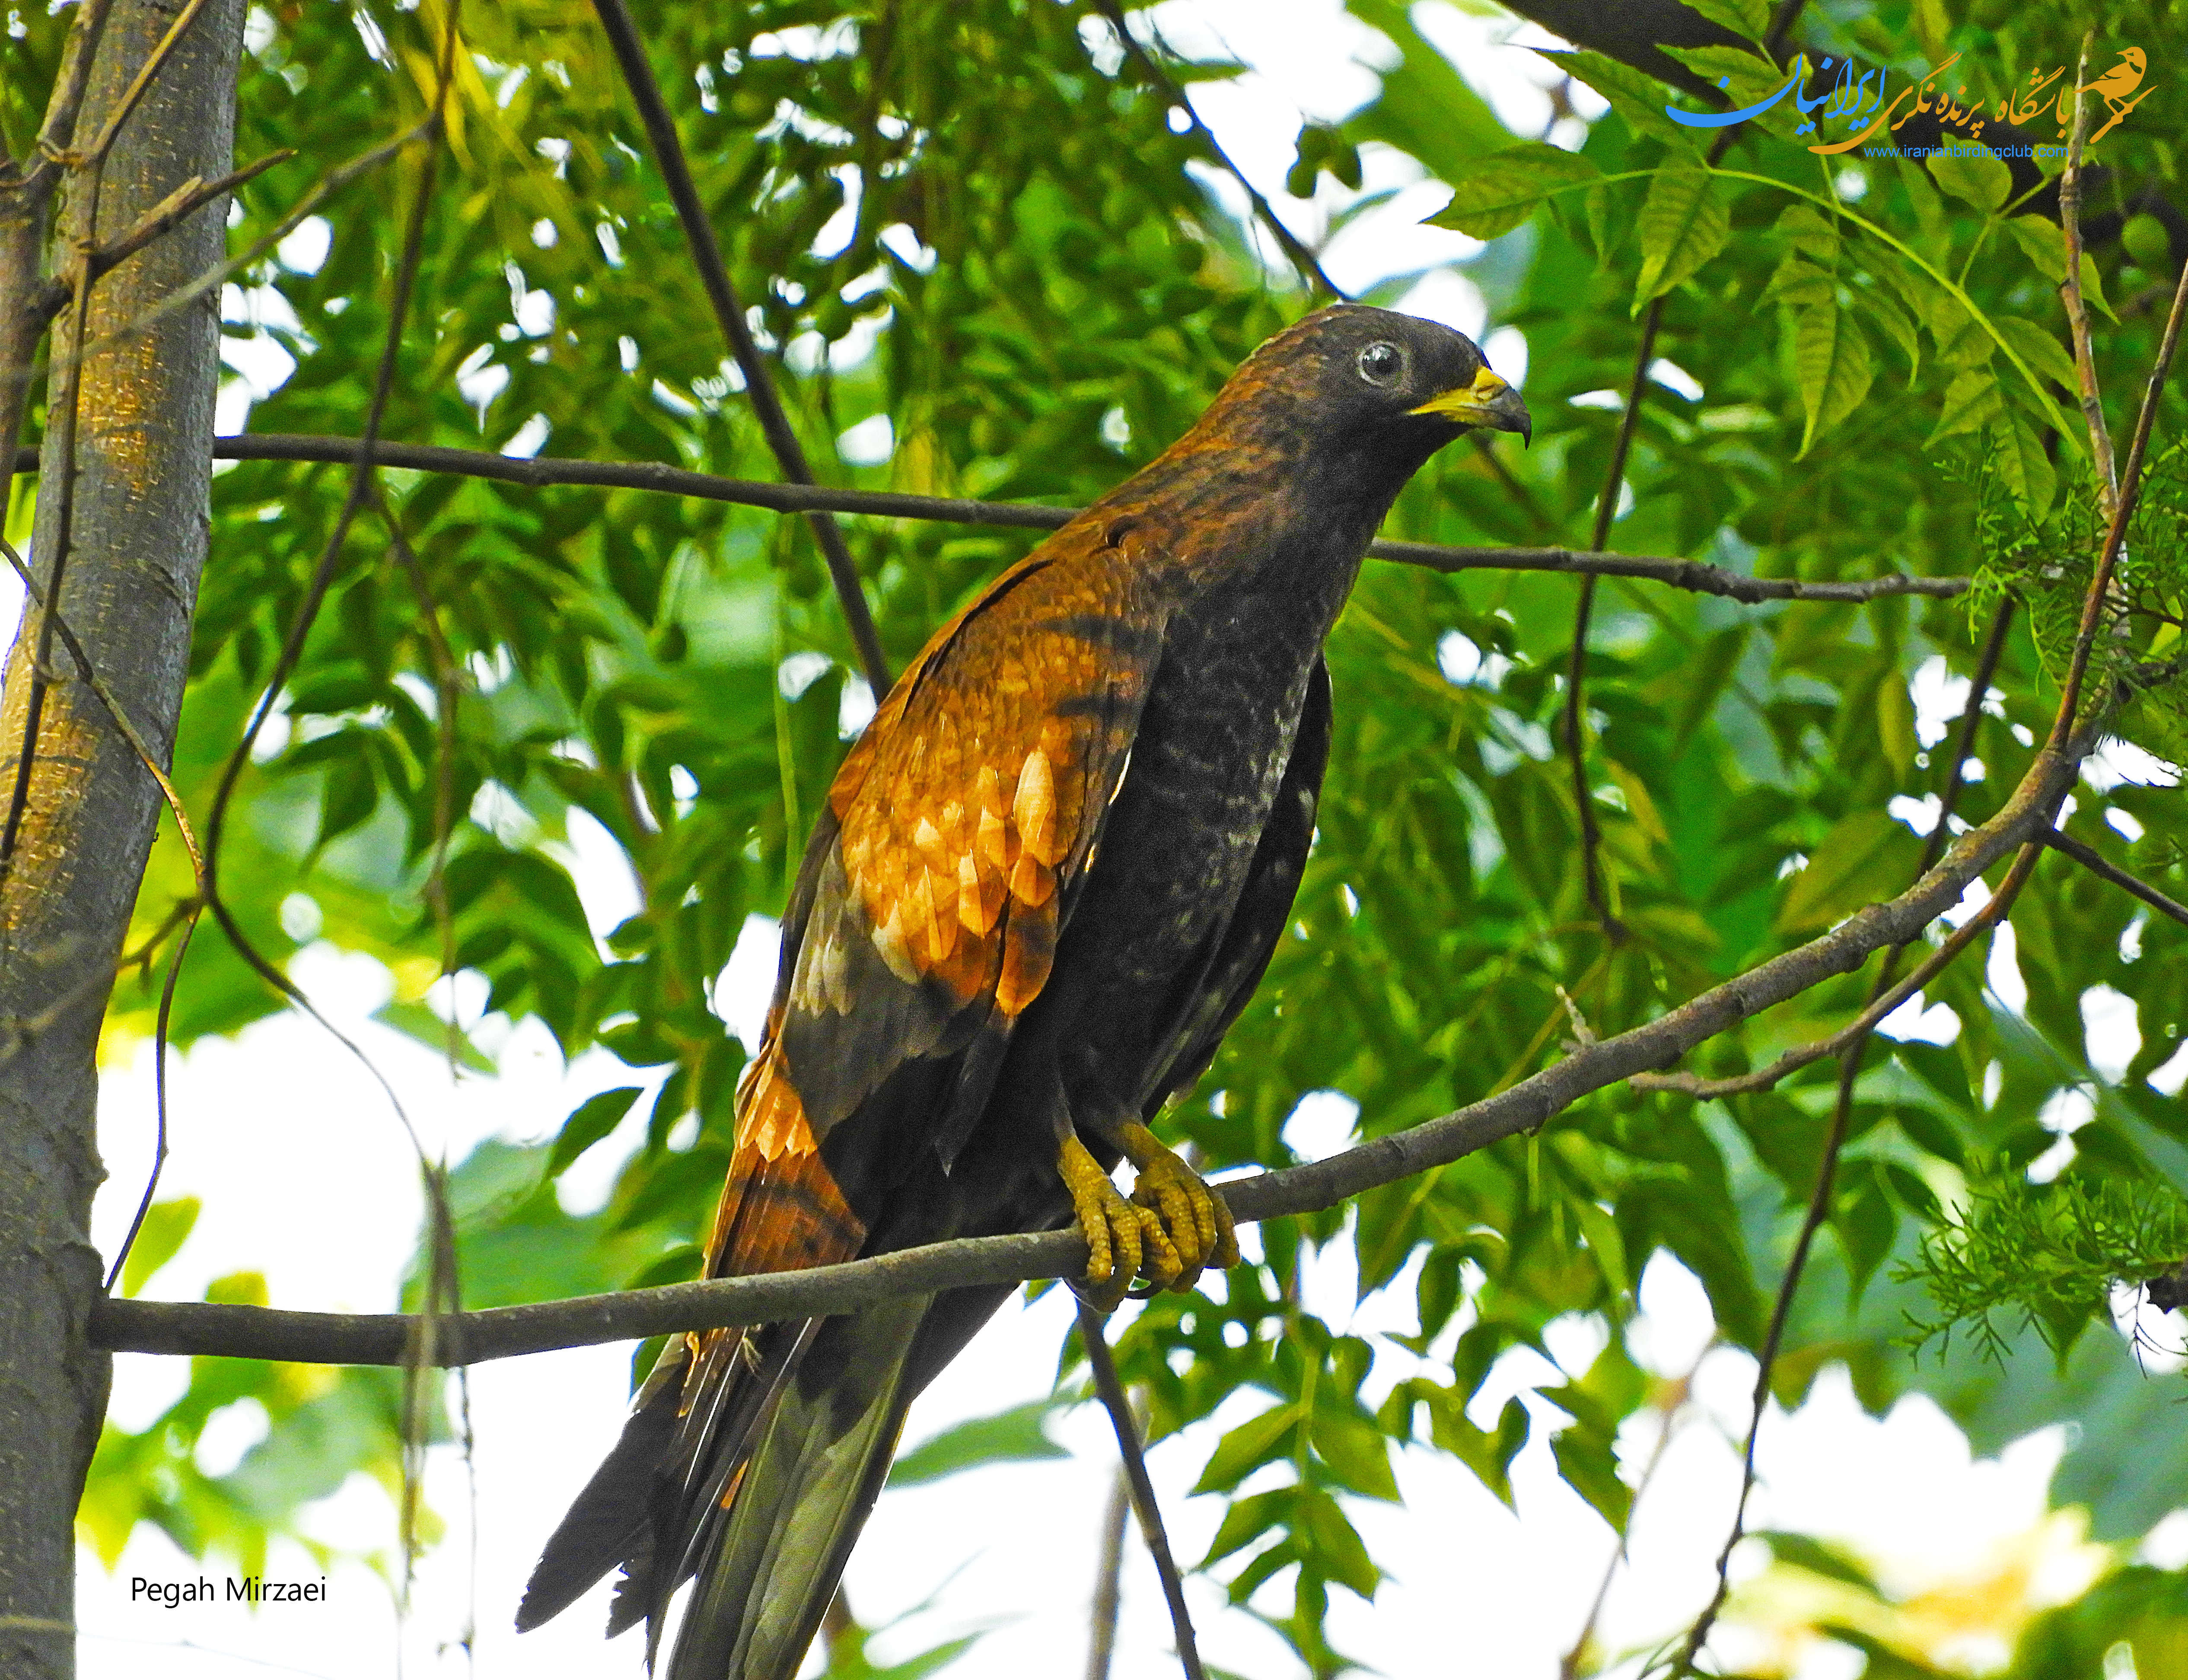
[{"left": 1357, "top": 341, "right": 1405, "bottom": 386}]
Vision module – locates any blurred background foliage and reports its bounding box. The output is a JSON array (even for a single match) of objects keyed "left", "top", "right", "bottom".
[{"left": 11, "top": 0, "right": 2188, "bottom": 1671}]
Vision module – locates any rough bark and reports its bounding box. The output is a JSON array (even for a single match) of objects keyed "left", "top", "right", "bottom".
[{"left": 0, "top": 2, "right": 242, "bottom": 1674}]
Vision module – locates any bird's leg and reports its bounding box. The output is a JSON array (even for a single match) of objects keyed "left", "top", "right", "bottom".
[
  {"left": 1057, "top": 1131, "right": 1169, "bottom": 1314},
  {"left": 1112, "top": 1120, "right": 1239, "bottom": 1293}
]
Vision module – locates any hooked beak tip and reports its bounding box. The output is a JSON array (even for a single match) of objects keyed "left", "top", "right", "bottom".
[{"left": 1411, "top": 367, "right": 1532, "bottom": 442}]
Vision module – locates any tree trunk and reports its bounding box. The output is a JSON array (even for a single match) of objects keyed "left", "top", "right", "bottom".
[{"left": 0, "top": 1, "right": 242, "bottom": 1674}]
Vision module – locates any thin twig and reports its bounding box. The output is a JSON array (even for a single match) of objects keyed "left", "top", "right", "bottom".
[
  {"left": 96, "top": 431, "right": 1978, "bottom": 602},
  {"left": 1565, "top": 299, "right": 1662, "bottom": 943},
  {"left": 2042, "top": 824, "right": 2188, "bottom": 929},
  {"left": 1559, "top": 1352, "right": 1704, "bottom": 1680},
  {"left": 589, "top": 0, "right": 891, "bottom": 699},
  {"left": 1086, "top": 1459, "right": 1131, "bottom": 1680},
  {"left": 2051, "top": 253, "right": 2188, "bottom": 755},
  {"left": 1077, "top": 1302, "right": 1206, "bottom": 1680},
  {"left": 204, "top": 32, "right": 452, "bottom": 875},
  {"left": 72, "top": 0, "right": 214, "bottom": 173},
  {"left": 1091, "top": 0, "right": 1341, "bottom": 302},
  {"left": 2057, "top": 32, "right": 2118, "bottom": 518},
  {"left": 1665, "top": 601, "right": 2013, "bottom": 1671},
  {"left": 379, "top": 502, "right": 466, "bottom": 1072},
  {"left": 0, "top": 117, "right": 436, "bottom": 409},
  {"left": 11, "top": 508, "right": 195, "bottom": 1293},
  {"left": 0, "top": 1, "right": 133, "bottom": 881},
  {"left": 104, "top": 906, "right": 200, "bottom": 1294},
  {"left": 0, "top": 535, "right": 202, "bottom": 878},
  {"left": 80, "top": 150, "right": 291, "bottom": 286},
  {"left": 1634, "top": 845, "right": 2042, "bottom": 1101},
  {"left": 0, "top": 0, "right": 113, "bottom": 470},
  {"left": 27, "top": 0, "right": 115, "bottom": 168}
]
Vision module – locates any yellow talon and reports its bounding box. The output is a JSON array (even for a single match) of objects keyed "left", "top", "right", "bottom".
[
  {"left": 1119, "top": 1123, "right": 1240, "bottom": 1292},
  {"left": 1059, "top": 1133, "right": 1166, "bottom": 1312}
]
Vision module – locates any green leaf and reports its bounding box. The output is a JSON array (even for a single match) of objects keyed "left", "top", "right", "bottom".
[
  {"left": 1680, "top": 0, "right": 1768, "bottom": 41},
  {"left": 1433, "top": 1394, "right": 1529, "bottom": 1508},
  {"left": 1775, "top": 203, "right": 1840, "bottom": 263},
  {"left": 1926, "top": 148, "right": 2010, "bottom": 215},
  {"left": 1311, "top": 1410, "right": 1399, "bottom": 1501},
  {"left": 1301, "top": 1489, "right": 1381, "bottom": 1599},
  {"left": 1424, "top": 143, "right": 1599, "bottom": 242},
  {"left": 1532, "top": 49, "right": 1697, "bottom": 147},
  {"left": 1877, "top": 666, "right": 1917, "bottom": 779},
  {"left": 886, "top": 1399, "right": 1066, "bottom": 1486},
  {"left": 1633, "top": 164, "right": 1729, "bottom": 312},
  {"left": 2124, "top": 213, "right": 2171, "bottom": 270},
  {"left": 1777, "top": 810, "right": 1922, "bottom": 932},
  {"left": 1792, "top": 301, "right": 1872, "bottom": 455},
  {"left": 1341, "top": 0, "right": 1510, "bottom": 183},
  {"left": 1859, "top": 286, "right": 1921, "bottom": 384},
  {"left": 1192, "top": 1402, "right": 1303, "bottom": 1494},
  {"left": 118, "top": 1197, "right": 201, "bottom": 1298},
  {"left": 314, "top": 741, "right": 378, "bottom": 849},
  {"left": 1993, "top": 316, "right": 2080, "bottom": 394},
  {"left": 546, "top": 1085, "right": 643, "bottom": 1178},
  {"left": 1662, "top": 46, "right": 1797, "bottom": 132},
  {"left": 1928, "top": 366, "right": 2003, "bottom": 444},
  {"left": 1757, "top": 1530, "right": 1883, "bottom": 1591},
  {"left": 2002, "top": 215, "right": 2115, "bottom": 319},
  {"left": 1835, "top": 1159, "right": 1898, "bottom": 1302},
  {"left": 1202, "top": 1489, "right": 1291, "bottom": 1568},
  {"left": 1550, "top": 1428, "right": 1633, "bottom": 1531},
  {"left": 373, "top": 999, "right": 496, "bottom": 1073},
  {"left": 1989, "top": 413, "right": 2057, "bottom": 520},
  {"left": 1573, "top": 1197, "right": 1631, "bottom": 1298},
  {"left": 1761, "top": 253, "right": 1835, "bottom": 312}
]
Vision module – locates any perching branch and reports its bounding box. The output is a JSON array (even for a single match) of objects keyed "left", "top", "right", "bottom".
[
  {"left": 1077, "top": 1302, "right": 1206, "bottom": 1680},
  {"left": 91, "top": 721, "right": 2086, "bottom": 1368},
  {"left": 9, "top": 432, "right": 1971, "bottom": 603},
  {"left": 588, "top": 0, "right": 892, "bottom": 699}
]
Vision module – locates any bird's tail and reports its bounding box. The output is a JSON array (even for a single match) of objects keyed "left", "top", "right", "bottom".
[{"left": 662, "top": 1294, "right": 930, "bottom": 1680}]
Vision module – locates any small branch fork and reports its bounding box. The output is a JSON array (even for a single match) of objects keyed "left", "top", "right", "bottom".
[
  {"left": 588, "top": 0, "right": 892, "bottom": 699},
  {"left": 1077, "top": 1302, "right": 1207, "bottom": 1680}
]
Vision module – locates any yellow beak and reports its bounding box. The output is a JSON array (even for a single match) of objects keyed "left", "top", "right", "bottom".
[{"left": 1411, "top": 366, "right": 1532, "bottom": 443}]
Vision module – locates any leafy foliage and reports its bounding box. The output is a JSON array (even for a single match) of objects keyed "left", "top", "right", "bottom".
[{"left": 25, "top": 0, "right": 2188, "bottom": 1671}]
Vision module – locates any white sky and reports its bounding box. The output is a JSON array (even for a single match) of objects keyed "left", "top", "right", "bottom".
[{"left": 64, "top": 3, "right": 2185, "bottom": 1678}]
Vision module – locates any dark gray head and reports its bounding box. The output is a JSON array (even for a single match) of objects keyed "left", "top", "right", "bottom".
[{"left": 1222, "top": 302, "right": 1530, "bottom": 450}]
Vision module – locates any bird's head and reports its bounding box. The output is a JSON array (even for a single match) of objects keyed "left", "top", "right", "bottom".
[{"left": 1255, "top": 303, "right": 1532, "bottom": 450}]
